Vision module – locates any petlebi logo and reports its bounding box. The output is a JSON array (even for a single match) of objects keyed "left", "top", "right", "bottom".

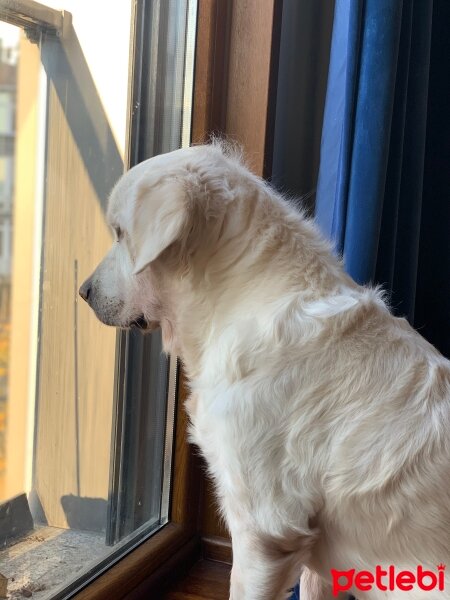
[{"left": 331, "top": 564, "right": 446, "bottom": 596}]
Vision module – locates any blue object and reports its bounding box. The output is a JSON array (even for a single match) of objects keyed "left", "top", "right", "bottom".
[
  {"left": 289, "top": 584, "right": 300, "bottom": 600},
  {"left": 315, "top": 0, "right": 433, "bottom": 323}
]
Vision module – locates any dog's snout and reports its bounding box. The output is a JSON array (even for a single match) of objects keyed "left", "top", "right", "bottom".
[{"left": 79, "top": 278, "right": 93, "bottom": 303}]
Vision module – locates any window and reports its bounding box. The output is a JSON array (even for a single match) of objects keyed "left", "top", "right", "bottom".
[{"left": 0, "top": 1, "right": 197, "bottom": 598}]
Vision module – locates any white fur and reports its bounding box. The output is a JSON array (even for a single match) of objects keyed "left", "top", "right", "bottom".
[{"left": 81, "top": 142, "right": 450, "bottom": 600}]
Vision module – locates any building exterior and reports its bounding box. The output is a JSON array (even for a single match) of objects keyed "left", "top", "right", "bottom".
[
  {"left": 0, "top": 28, "right": 18, "bottom": 497},
  {"left": 0, "top": 36, "right": 16, "bottom": 284}
]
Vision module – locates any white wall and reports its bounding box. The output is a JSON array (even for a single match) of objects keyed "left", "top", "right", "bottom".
[{"left": 43, "top": 0, "right": 132, "bottom": 158}]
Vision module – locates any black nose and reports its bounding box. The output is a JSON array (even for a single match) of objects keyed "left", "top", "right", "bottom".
[{"left": 79, "top": 279, "right": 92, "bottom": 302}]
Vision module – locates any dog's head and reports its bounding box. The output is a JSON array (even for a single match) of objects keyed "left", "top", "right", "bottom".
[{"left": 79, "top": 143, "right": 244, "bottom": 340}]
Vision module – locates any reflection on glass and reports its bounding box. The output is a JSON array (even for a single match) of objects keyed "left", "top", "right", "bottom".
[{"left": 0, "top": 0, "right": 196, "bottom": 596}]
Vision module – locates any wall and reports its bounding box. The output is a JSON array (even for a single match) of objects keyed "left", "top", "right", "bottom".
[{"left": 7, "top": 2, "right": 132, "bottom": 530}]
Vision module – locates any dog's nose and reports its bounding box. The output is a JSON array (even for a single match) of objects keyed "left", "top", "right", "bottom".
[{"left": 79, "top": 278, "right": 92, "bottom": 303}]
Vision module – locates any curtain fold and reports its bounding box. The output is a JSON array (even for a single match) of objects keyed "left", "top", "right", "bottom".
[
  {"left": 316, "top": 0, "right": 433, "bottom": 320},
  {"left": 290, "top": 0, "right": 449, "bottom": 596}
]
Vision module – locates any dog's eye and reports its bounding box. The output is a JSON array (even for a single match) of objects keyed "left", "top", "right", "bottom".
[{"left": 114, "top": 226, "right": 123, "bottom": 241}]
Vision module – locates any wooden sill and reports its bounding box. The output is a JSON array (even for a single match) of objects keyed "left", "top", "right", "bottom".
[
  {"left": 73, "top": 523, "right": 199, "bottom": 600},
  {"left": 123, "top": 535, "right": 233, "bottom": 599},
  {"left": 161, "top": 559, "right": 231, "bottom": 600},
  {"left": 202, "top": 535, "right": 232, "bottom": 565}
]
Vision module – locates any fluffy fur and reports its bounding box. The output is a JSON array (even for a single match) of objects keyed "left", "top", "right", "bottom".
[{"left": 80, "top": 142, "right": 450, "bottom": 600}]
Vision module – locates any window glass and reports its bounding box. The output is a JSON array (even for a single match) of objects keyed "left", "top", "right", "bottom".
[
  {"left": 0, "top": 0, "right": 197, "bottom": 596},
  {"left": 0, "top": 22, "right": 17, "bottom": 503}
]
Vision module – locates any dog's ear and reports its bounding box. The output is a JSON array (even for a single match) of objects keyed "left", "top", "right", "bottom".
[{"left": 132, "top": 179, "right": 187, "bottom": 275}]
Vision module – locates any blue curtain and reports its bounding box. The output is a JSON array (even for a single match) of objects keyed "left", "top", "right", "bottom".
[
  {"left": 314, "top": 0, "right": 450, "bottom": 357},
  {"left": 316, "top": 0, "right": 434, "bottom": 321},
  {"left": 290, "top": 0, "right": 450, "bottom": 597}
]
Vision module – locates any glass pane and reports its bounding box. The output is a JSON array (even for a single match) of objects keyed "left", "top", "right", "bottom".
[
  {"left": 109, "top": 0, "right": 198, "bottom": 546},
  {"left": 0, "top": 22, "right": 18, "bottom": 503},
  {"left": 0, "top": 0, "right": 197, "bottom": 596}
]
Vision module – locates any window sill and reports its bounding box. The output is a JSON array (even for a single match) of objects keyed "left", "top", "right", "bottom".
[{"left": 73, "top": 523, "right": 199, "bottom": 600}]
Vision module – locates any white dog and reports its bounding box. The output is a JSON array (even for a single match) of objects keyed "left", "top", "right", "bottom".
[{"left": 80, "top": 142, "right": 450, "bottom": 600}]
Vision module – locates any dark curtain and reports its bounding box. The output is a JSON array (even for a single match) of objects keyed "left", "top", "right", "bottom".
[
  {"left": 290, "top": 0, "right": 449, "bottom": 597},
  {"left": 271, "top": 0, "right": 335, "bottom": 212},
  {"left": 414, "top": 1, "right": 450, "bottom": 359}
]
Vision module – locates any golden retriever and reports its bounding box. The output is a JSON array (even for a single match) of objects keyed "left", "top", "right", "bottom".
[{"left": 80, "top": 142, "right": 450, "bottom": 600}]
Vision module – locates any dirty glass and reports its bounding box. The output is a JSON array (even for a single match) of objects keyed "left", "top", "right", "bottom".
[{"left": 0, "top": 0, "right": 197, "bottom": 598}]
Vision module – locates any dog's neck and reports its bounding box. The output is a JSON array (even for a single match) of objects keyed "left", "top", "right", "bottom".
[
  {"left": 162, "top": 182, "right": 358, "bottom": 378},
  {"left": 161, "top": 208, "right": 354, "bottom": 382}
]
